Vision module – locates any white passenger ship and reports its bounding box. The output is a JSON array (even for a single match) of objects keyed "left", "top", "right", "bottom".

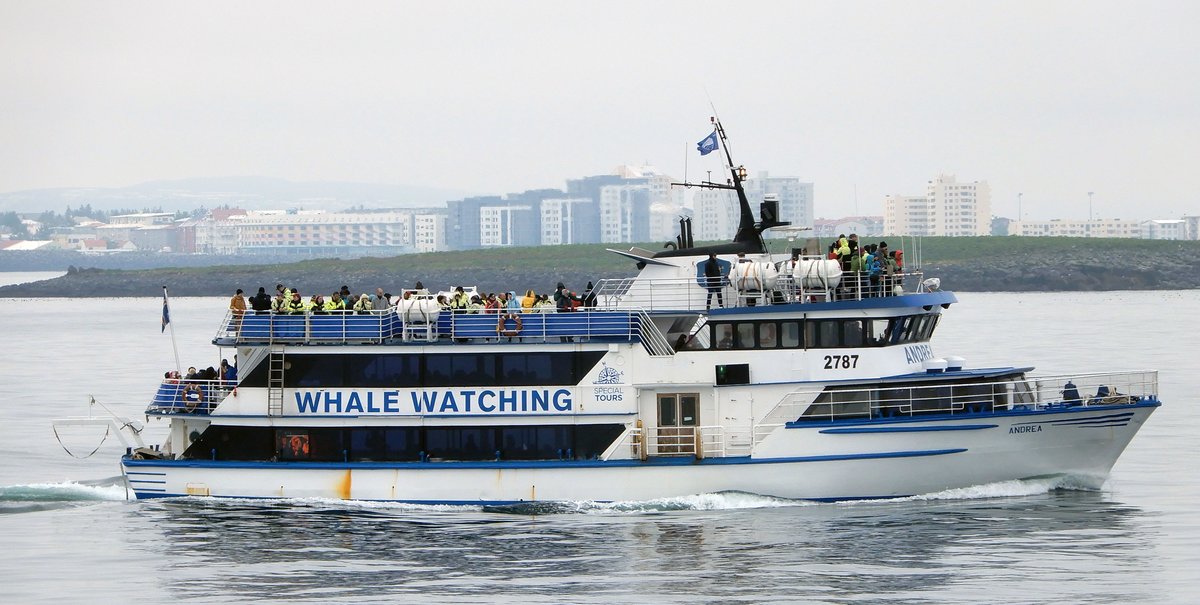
[{"left": 61, "top": 122, "right": 1159, "bottom": 503}]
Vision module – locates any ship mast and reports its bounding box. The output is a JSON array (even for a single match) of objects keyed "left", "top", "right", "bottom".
[{"left": 659, "top": 117, "right": 782, "bottom": 257}]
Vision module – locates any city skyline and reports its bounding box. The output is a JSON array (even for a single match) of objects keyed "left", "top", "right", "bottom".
[{"left": 1, "top": 1, "right": 1196, "bottom": 222}]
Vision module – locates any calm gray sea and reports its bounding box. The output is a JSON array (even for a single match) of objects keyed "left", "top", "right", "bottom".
[{"left": 0, "top": 275, "right": 1196, "bottom": 604}]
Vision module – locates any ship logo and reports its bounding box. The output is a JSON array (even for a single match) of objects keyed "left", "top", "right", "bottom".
[{"left": 593, "top": 363, "right": 623, "bottom": 385}]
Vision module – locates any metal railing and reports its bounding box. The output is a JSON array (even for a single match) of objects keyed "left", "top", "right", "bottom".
[
  {"left": 752, "top": 370, "right": 1159, "bottom": 444},
  {"left": 593, "top": 268, "right": 927, "bottom": 313},
  {"left": 146, "top": 379, "right": 233, "bottom": 415},
  {"left": 214, "top": 308, "right": 675, "bottom": 353},
  {"left": 601, "top": 424, "right": 730, "bottom": 460}
]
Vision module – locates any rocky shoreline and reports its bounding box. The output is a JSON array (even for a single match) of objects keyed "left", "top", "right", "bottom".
[{"left": 3, "top": 248, "right": 1198, "bottom": 297}]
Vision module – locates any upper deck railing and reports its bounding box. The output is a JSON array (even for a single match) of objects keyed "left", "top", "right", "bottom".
[
  {"left": 593, "top": 263, "right": 927, "bottom": 313},
  {"left": 213, "top": 308, "right": 673, "bottom": 354},
  {"left": 146, "top": 378, "right": 233, "bottom": 415}
]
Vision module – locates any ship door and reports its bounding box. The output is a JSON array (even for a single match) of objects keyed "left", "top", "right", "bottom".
[{"left": 656, "top": 393, "right": 699, "bottom": 455}]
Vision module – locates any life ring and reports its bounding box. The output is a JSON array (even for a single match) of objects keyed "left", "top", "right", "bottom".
[
  {"left": 497, "top": 313, "right": 523, "bottom": 336},
  {"left": 182, "top": 384, "right": 203, "bottom": 412}
]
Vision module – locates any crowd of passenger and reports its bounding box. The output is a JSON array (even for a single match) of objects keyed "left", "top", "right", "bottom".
[
  {"left": 822, "top": 233, "right": 905, "bottom": 299},
  {"left": 226, "top": 282, "right": 598, "bottom": 317},
  {"left": 160, "top": 358, "right": 237, "bottom": 408}
]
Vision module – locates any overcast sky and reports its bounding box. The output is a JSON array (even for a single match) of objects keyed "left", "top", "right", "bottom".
[{"left": 1, "top": 1, "right": 1196, "bottom": 221}]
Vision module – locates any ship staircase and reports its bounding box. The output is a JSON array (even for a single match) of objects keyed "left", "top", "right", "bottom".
[
  {"left": 633, "top": 310, "right": 675, "bottom": 357},
  {"left": 267, "top": 345, "right": 286, "bottom": 417}
]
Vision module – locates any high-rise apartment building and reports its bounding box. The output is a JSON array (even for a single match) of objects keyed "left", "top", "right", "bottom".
[
  {"left": 693, "top": 174, "right": 813, "bottom": 241},
  {"left": 885, "top": 175, "right": 991, "bottom": 236},
  {"left": 540, "top": 198, "right": 592, "bottom": 245}
]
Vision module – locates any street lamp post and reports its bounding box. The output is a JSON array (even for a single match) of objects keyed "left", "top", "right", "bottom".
[{"left": 1088, "top": 191, "right": 1094, "bottom": 222}]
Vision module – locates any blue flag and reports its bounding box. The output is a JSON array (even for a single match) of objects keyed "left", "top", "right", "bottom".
[
  {"left": 696, "top": 130, "right": 719, "bottom": 156},
  {"left": 161, "top": 293, "right": 170, "bottom": 333}
]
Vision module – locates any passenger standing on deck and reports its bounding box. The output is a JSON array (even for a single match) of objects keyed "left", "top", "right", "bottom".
[
  {"left": 703, "top": 253, "right": 725, "bottom": 310},
  {"left": 522, "top": 289, "right": 537, "bottom": 311},
  {"left": 250, "top": 287, "right": 272, "bottom": 314},
  {"left": 287, "top": 291, "right": 307, "bottom": 314},
  {"left": 354, "top": 294, "right": 373, "bottom": 314},
  {"left": 373, "top": 288, "right": 390, "bottom": 310},
  {"left": 449, "top": 287, "right": 468, "bottom": 310},
  {"left": 229, "top": 289, "right": 247, "bottom": 330}
]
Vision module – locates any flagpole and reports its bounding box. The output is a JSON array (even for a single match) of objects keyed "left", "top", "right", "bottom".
[{"left": 163, "top": 285, "right": 182, "bottom": 375}]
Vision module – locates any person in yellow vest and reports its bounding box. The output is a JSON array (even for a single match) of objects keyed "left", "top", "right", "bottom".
[
  {"left": 329, "top": 292, "right": 346, "bottom": 313},
  {"left": 353, "top": 294, "right": 373, "bottom": 314},
  {"left": 450, "top": 286, "right": 469, "bottom": 311},
  {"left": 310, "top": 294, "right": 326, "bottom": 314},
  {"left": 287, "top": 291, "right": 307, "bottom": 314}
]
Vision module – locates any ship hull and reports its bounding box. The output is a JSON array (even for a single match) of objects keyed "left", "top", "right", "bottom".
[{"left": 124, "top": 403, "right": 1156, "bottom": 503}]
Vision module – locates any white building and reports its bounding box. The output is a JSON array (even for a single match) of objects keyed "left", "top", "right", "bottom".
[
  {"left": 1008, "top": 218, "right": 1140, "bottom": 238},
  {"left": 412, "top": 213, "right": 447, "bottom": 253},
  {"left": 479, "top": 205, "right": 530, "bottom": 247},
  {"left": 1140, "top": 219, "right": 1188, "bottom": 240},
  {"left": 693, "top": 187, "right": 739, "bottom": 241},
  {"left": 813, "top": 216, "right": 884, "bottom": 239},
  {"left": 540, "top": 198, "right": 592, "bottom": 245},
  {"left": 885, "top": 175, "right": 991, "bottom": 236},
  {"left": 744, "top": 172, "right": 814, "bottom": 229},
  {"left": 693, "top": 174, "right": 814, "bottom": 241},
  {"left": 236, "top": 211, "right": 413, "bottom": 251},
  {"left": 598, "top": 184, "right": 650, "bottom": 244},
  {"left": 1184, "top": 216, "right": 1200, "bottom": 240},
  {"left": 108, "top": 212, "right": 175, "bottom": 226}
]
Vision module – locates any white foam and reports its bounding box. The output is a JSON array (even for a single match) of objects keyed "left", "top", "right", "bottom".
[
  {"left": 840, "top": 476, "right": 1102, "bottom": 506},
  {"left": 0, "top": 481, "right": 129, "bottom": 502},
  {"left": 567, "top": 491, "right": 810, "bottom": 514}
]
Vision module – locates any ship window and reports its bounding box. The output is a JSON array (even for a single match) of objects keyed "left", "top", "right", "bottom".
[
  {"left": 816, "top": 320, "right": 840, "bottom": 348},
  {"left": 780, "top": 321, "right": 801, "bottom": 348},
  {"left": 735, "top": 323, "right": 756, "bottom": 348},
  {"left": 758, "top": 322, "right": 778, "bottom": 348},
  {"left": 350, "top": 428, "right": 420, "bottom": 461},
  {"left": 278, "top": 430, "right": 311, "bottom": 460},
  {"left": 285, "top": 355, "right": 344, "bottom": 387},
  {"left": 499, "top": 426, "right": 573, "bottom": 460},
  {"left": 802, "top": 390, "right": 870, "bottom": 419},
  {"left": 498, "top": 352, "right": 571, "bottom": 386},
  {"left": 842, "top": 320, "right": 864, "bottom": 347},
  {"left": 867, "top": 319, "right": 890, "bottom": 346},
  {"left": 426, "top": 428, "right": 497, "bottom": 460},
  {"left": 350, "top": 354, "right": 421, "bottom": 387},
  {"left": 713, "top": 324, "right": 734, "bottom": 349}
]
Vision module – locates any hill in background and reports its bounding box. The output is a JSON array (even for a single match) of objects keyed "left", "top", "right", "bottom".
[{"left": 1, "top": 237, "right": 1198, "bottom": 298}]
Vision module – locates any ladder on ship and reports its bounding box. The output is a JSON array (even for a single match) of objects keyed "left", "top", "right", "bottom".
[{"left": 267, "top": 345, "right": 285, "bottom": 417}]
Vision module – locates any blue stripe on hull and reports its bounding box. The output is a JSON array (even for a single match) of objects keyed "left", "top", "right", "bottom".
[
  {"left": 130, "top": 491, "right": 917, "bottom": 505},
  {"left": 123, "top": 447, "right": 966, "bottom": 472},
  {"left": 820, "top": 424, "right": 997, "bottom": 434}
]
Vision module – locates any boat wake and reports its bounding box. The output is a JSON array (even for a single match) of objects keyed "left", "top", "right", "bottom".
[{"left": 0, "top": 477, "right": 128, "bottom": 514}]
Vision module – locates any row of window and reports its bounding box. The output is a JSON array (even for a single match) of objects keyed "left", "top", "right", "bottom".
[
  {"left": 183, "top": 424, "right": 626, "bottom": 462},
  {"left": 706, "top": 314, "right": 940, "bottom": 351},
  {"left": 243, "top": 351, "right": 607, "bottom": 389}
]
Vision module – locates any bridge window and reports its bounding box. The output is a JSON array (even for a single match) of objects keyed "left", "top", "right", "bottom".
[{"left": 182, "top": 424, "right": 625, "bottom": 462}]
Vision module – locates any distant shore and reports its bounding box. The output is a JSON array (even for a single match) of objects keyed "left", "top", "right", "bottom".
[{"left": 2, "top": 237, "right": 1198, "bottom": 297}]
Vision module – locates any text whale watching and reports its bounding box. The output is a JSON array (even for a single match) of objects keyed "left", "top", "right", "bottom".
[{"left": 53, "top": 120, "right": 1158, "bottom": 503}]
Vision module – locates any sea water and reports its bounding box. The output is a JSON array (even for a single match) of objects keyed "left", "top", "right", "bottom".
[{"left": 0, "top": 289, "right": 1197, "bottom": 604}]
